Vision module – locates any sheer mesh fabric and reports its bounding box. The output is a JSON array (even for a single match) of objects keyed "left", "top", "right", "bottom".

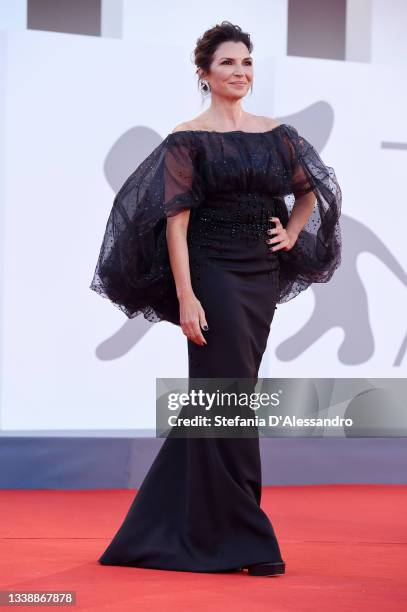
[{"left": 89, "top": 124, "right": 342, "bottom": 323}]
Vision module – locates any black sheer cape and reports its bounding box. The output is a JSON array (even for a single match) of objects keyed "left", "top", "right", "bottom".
[{"left": 89, "top": 124, "right": 342, "bottom": 324}]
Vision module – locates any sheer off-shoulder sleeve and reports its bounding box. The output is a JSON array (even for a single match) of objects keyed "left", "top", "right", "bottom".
[
  {"left": 274, "top": 124, "right": 342, "bottom": 303},
  {"left": 89, "top": 133, "right": 205, "bottom": 324}
]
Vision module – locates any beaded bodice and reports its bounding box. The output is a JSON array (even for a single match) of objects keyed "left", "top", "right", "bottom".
[
  {"left": 187, "top": 192, "right": 282, "bottom": 282},
  {"left": 190, "top": 191, "right": 276, "bottom": 237}
]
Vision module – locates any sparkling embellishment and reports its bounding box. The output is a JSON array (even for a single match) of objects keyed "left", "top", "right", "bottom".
[{"left": 186, "top": 193, "right": 281, "bottom": 282}]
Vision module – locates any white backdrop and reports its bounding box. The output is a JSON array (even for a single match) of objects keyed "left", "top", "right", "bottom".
[{"left": 0, "top": 1, "right": 406, "bottom": 433}]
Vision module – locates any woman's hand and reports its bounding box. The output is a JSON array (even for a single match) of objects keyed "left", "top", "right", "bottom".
[
  {"left": 179, "top": 291, "right": 208, "bottom": 346},
  {"left": 266, "top": 216, "right": 298, "bottom": 252}
]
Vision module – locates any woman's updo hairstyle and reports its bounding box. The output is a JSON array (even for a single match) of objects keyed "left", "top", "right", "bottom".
[{"left": 192, "top": 21, "right": 253, "bottom": 98}]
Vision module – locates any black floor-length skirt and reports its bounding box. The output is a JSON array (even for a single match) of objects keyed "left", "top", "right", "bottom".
[{"left": 98, "top": 202, "right": 285, "bottom": 572}]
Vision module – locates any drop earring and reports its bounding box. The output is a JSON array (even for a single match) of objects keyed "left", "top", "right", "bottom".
[{"left": 200, "top": 79, "right": 211, "bottom": 95}]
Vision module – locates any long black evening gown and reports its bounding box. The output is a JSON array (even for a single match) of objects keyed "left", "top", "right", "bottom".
[{"left": 90, "top": 123, "right": 342, "bottom": 572}]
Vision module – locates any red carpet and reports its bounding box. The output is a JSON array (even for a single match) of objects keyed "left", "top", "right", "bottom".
[{"left": 0, "top": 485, "right": 406, "bottom": 611}]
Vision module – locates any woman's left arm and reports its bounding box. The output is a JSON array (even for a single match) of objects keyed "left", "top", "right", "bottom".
[{"left": 268, "top": 190, "right": 316, "bottom": 252}]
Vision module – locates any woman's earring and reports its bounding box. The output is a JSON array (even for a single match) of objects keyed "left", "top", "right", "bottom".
[{"left": 200, "top": 79, "right": 211, "bottom": 95}]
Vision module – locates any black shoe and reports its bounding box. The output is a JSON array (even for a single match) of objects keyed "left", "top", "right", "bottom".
[{"left": 245, "top": 561, "right": 285, "bottom": 576}]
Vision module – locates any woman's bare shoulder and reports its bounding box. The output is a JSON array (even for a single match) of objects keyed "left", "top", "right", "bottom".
[
  {"left": 171, "top": 120, "right": 199, "bottom": 134},
  {"left": 257, "top": 115, "right": 281, "bottom": 130}
]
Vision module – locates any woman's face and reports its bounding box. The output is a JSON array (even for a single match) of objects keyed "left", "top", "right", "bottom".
[{"left": 200, "top": 40, "right": 253, "bottom": 99}]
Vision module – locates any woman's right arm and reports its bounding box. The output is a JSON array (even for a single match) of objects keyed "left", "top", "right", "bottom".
[{"left": 166, "top": 212, "right": 208, "bottom": 346}]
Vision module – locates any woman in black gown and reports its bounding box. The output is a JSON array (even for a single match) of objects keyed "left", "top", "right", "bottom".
[{"left": 89, "top": 22, "right": 342, "bottom": 576}]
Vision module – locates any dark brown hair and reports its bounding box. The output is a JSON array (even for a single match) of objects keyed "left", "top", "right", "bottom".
[{"left": 193, "top": 21, "right": 253, "bottom": 95}]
